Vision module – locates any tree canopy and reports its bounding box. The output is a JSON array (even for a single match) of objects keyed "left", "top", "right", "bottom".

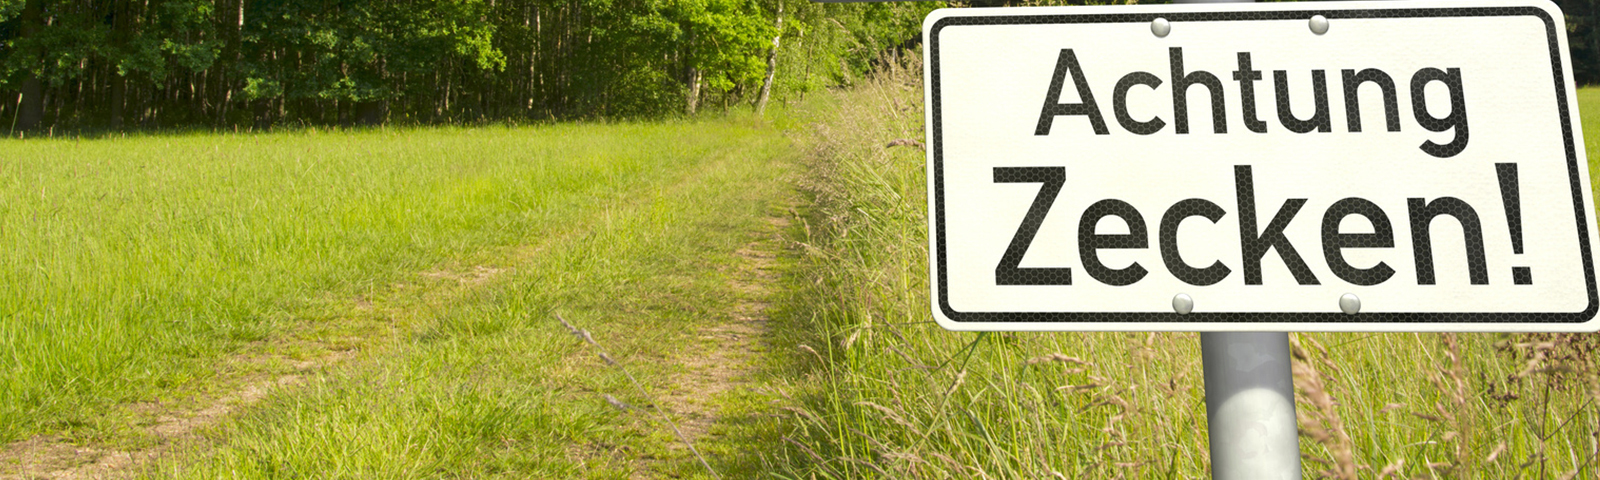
[
  {"left": 3, "top": 0, "right": 1598, "bottom": 131},
  {"left": 0, "top": 0, "right": 936, "bottom": 130}
]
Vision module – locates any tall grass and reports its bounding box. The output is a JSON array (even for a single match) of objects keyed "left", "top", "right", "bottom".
[
  {"left": 0, "top": 121, "right": 766, "bottom": 445},
  {"left": 768, "top": 52, "right": 1599, "bottom": 478}
]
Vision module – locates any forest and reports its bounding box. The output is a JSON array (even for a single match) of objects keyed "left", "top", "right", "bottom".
[
  {"left": 4, "top": 0, "right": 1600, "bottom": 131},
  {"left": 0, "top": 0, "right": 933, "bottom": 130}
]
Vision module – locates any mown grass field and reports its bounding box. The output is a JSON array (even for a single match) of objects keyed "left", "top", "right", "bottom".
[{"left": 0, "top": 58, "right": 1597, "bottom": 480}]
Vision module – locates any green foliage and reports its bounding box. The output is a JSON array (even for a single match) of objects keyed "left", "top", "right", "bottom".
[
  {"left": 238, "top": 0, "right": 503, "bottom": 104},
  {"left": 5, "top": 0, "right": 1600, "bottom": 127},
  {"left": 684, "top": 0, "right": 777, "bottom": 93},
  {"left": 0, "top": 0, "right": 934, "bottom": 128},
  {"left": 1566, "top": 0, "right": 1600, "bottom": 85},
  {"left": 777, "top": 1, "right": 937, "bottom": 96}
]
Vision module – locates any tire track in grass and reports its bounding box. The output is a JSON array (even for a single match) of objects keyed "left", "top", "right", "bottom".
[
  {"left": 1, "top": 374, "right": 308, "bottom": 480},
  {"left": 0, "top": 256, "right": 529, "bottom": 479},
  {"left": 632, "top": 210, "right": 790, "bottom": 479},
  {"left": 525, "top": 132, "right": 796, "bottom": 479},
  {"left": 0, "top": 130, "right": 770, "bottom": 480}
]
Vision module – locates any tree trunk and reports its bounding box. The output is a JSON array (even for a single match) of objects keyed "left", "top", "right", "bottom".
[
  {"left": 108, "top": 0, "right": 132, "bottom": 128},
  {"left": 755, "top": 4, "right": 783, "bottom": 115},
  {"left": 355, "top": 101, "right": 384, "bottom": 126},
  {"left": 17, "top": 77, "right": 43, "bottom": 132},
  {"left": 14, "top": 0, "right": 45, "bottom": 132},
  {"left": 686, "top": 68, "right": 702, "bottom": 115},
  {"left": 109, "top": 75, "right": 126, "bottom": 128},
  {"left": 217, "top": 0, "right": 244, "bottom": 126},
  {"left": 1591, "top": 2, "right": 1600, "bottom": 84}
]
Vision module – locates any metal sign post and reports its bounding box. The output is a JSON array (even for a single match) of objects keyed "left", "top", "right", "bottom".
[
  {"left": 1169, "top": 1, "right": 1301, "bottom": 477},
  {"left": 1200, "top": 332, "right": 1300, "bottom": 478}
]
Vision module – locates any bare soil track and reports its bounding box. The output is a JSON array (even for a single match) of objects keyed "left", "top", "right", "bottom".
[
  {"left": 0, "top": 264, "right": 509, "bottom": 480},
  {"left": 623, "top": 213, "right": 789, "bottom": 479},
  {"left": 661, "top": 215, "right": 787, "bottom": 439},
  {"left": 1, "top": 362, "right": 320, "bottom": 480},
  {"left": 2, "top": 210, "right": 790, "bottom": 480}
]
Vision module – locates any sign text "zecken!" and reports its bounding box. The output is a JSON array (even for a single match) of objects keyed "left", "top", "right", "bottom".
[{"left": 1004, "top": 47, "right": 1527, "bottom": 289}]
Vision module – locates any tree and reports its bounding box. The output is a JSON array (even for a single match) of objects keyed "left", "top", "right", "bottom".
[{"left": 0, "top": 0, "right": 940, "bottom": 130}]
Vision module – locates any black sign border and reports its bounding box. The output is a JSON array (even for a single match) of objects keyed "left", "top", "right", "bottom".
[{"left": 928, "top": 6, "right": 1599, "bottom": 324}]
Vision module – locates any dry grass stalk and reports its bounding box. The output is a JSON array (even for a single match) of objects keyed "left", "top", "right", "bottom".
[
  {"left": 1589, "top": 376, "right": 1600, "bottom": 466},
  {"left": 887, "top": 343, "right": 933, "bottom": 370},
  {"left": 944, "top": 370, "right": 967, "bottom": 398},
  {"left": 1483, "top": 442, "right": 1506, "bottom": 464},
  {"left": 798, "top": 344, "right": 824, "bottom": 364},
  {"left": 1375, "top": 459, "right": 1406, "bottom": 479},
  {"left": 1057, "top": 383, "right": 1100, "bottom": 393},
  {"left": 603, "top": 394, "right": 632, "bottom": 412},
  {"left": 881, "top": 451, "right": 926, "bottom": 464},
  {"left": 855, "top": 401, "right": 922, "bottom": 436},
  {"left": 555, "top": 312, "right": 721, "bottom": 480},
  {"left": 1504, "top": 333, "right": 1598, "bottom": 388},
  {"left": 782, "top": 436, "right": 825, "bottom": 462},
  {"left": 1051, "top": 358, "right": 1140, "bottom": 477},
  {"left": 779, "top": 405, "right": 819, "bottom": 423},
  {"left": 844, "top": 426, "right": 892, "bottom": 452},
  {"left": 882, "top": 450, "right": 929, "bottom": 478},
  {"left": 884, "top": 138, "right": 924, "bottom": 150},
  {"left": 1497, "top": 334, "right": 1574, "bottom": 476},
  {"left": 1410, "top": 412, "right": 1444, "bottom": 423},
  {"left": 841, "top": 329, "right": 861, "bottom": 350},
  {"left": 1426, "top": 332, "right": 1472, "bottom": 474},
  {"left": 1289, "top": 334, "right": 1360, "bottom": 480},
  {"left": 1505, "top": 340, "right": 1556, "bottom": 380},
  {"left": 1026, "top": 353, "right": 1092, "bottom": 367}
]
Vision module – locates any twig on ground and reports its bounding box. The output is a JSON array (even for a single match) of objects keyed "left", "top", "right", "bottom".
[{"left": 557, "top": 312, "right": 722, "bottom": 480}]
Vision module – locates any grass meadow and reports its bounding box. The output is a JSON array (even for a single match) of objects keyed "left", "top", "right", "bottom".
[
  {"left": 0, "top": 118, "right": 799, "bottom": 477},
  {"left": 0, "top": 55, "right": 1597, "bottom": 480},
  {"left": 139, "top": 117, "right": 799, "bottom": 478},
  {"left": 760, "top": 55, "right": 1600, "bottom": 478}
]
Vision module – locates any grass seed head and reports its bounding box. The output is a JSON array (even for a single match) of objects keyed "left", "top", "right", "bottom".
[
  {"left": 1484, "top": 442, "right": 1506, "bottom": 464},
  {"left": 944, "top": 370, "right": 967, "bottom": 397}
]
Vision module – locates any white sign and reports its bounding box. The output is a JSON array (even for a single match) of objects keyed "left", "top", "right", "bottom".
[{"left": 924, "top": 0, "right": 1600, "bottom": 331}]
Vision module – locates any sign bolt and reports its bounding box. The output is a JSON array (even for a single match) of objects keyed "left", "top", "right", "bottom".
[
  {"left": 1339, "top": 293, "right": 1360, "bottom": 315},
  {"left": 1152, "top": 18, "right": 1171, "bottom": 38},
  {"left": 1173, "top": 293, "right": 1194, "bottom": 315},
  {"left": 1310, "top": 15, "right": 1329, "bottom": 35}
]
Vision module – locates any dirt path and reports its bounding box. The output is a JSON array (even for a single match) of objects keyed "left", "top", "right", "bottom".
[
  {"left": 0, "top": 263, "right": 509, "bottom": 480},
  {"left": 630, "top": 212, "right": 789, "bottom": 478},
  {"left": 0, "top": 372, "right": 309, "bottom": 480}
]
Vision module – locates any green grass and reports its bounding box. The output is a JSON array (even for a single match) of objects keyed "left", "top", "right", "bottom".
[
  {"left": 757, "top": 57, "right": 1600, "bottom": 478},
  {"left": 0, "top": 118, "right": 794, "bottom": 467},
  {"left": 138, "top": 114, "right": 800, "bottom": 477},
  {"left": 5, "top": 61, "right": 1599, "bottom": 480}
]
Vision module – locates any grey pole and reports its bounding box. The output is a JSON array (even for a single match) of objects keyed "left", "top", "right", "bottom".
[
  {"left": 1170, "top": 0, "right": 1302, "bottom": 477},
  {"left": 1200, "top": 332, "right": 1301, "bottom": 479}
]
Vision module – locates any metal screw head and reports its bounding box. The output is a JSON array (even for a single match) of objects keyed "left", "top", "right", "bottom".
[
  {"left": 1310, "top": 15, "right": 1329, "bottom": 35},
  {"left": 1173, "top": 293, "right": 1194, "bottom": 315},
  {"left": 1152, "top": 18, "right": 1171, "bottom": 38},
  {"left": 1339, "top": 293, "right": 1360, "bottom": 315}
]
